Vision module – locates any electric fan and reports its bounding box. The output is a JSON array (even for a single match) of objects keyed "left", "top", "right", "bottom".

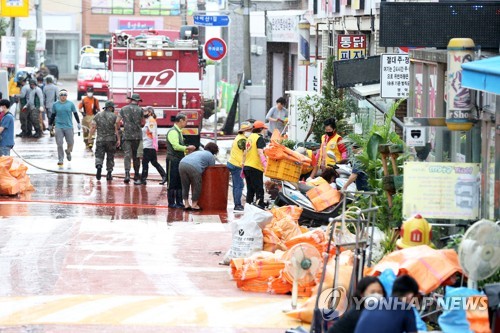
[
  {"left": 458, "top": 220, "right": 500, "bottom": 289},
  {"left": 283, "top": 243, "right": 322, "bottom": 309}
]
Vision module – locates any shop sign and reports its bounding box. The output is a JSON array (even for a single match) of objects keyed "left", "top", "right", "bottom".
[
  {"left": 266, "top": 15, "right": 299, "bottom": 42},
  {"left": 381, "top": 54, "right": 410, "bottom": 98},
  {"left": 405, "top": 126, "right": 426, "bottom": 147},
  {"left": 403, "top": 162, "right": 480, "bottom": 220},
  {"left": 337, "top": 35, "right": 366, "bottom": 61}
]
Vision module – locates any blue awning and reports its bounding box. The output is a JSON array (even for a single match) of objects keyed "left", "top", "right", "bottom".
[{"left": 461, "top": 56, "right": 500, "bottom": 94}]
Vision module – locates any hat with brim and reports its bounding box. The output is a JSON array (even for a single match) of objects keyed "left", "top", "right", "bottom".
[
  {"left": 103, "top": 101, "right": 116, "bottom": 109},
  {"left": 128, "top": 93, "right": 142, "bottom": 102},
  {"left": 238, "top": 121, "right": 252, "bottom": 133}
]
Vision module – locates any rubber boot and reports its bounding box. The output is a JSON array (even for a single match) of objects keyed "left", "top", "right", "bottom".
[
  {"left": 124, "top": 171, "right": 130, "bottom": 183},
  {"left": 134, "top": 170, "right": 147, "bottom": 185},
  {"left": 96, "top": 165, "right": 102, "bottom": 180},
  {"left": 106, "top": 171, "right": 113, "bottom": 181},
  {"left": 167, "top": 189, "right": 176, "bottom": 208},
  {"left": 175, "top": 190, "right": 185, "bottom": 209},
  {"left": 133, "top": 159, "right": 140, "bottom": 181}
]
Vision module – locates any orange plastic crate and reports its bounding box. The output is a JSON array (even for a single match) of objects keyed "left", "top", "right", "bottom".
[{"left": 265, "top": 159, "right": 302, "bottom": 182}]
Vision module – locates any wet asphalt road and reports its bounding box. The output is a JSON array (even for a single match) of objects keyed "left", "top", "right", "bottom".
[{"left": 0, "top": 82, "right": 301, "bottom": 332}]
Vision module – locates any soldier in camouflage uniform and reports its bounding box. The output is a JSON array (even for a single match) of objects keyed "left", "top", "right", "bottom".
[
  {"left": 88, "top": 101, "right": 120, "bottom": 181},
  {"left": 116, "top": 93, "right": 145, "bottom": 183}
]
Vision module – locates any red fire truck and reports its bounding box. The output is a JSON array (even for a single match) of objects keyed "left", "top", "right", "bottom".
[{"left": 105, "top": 27, "right": 205, "bottom": 147}]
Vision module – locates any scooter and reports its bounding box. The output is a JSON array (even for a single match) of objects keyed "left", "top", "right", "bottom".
[
  {"left": 326, "top": 151, "right": 357, "bottom": 193},
  {"left": 274, "top": 180, "right": 345, "bottom": 227}
]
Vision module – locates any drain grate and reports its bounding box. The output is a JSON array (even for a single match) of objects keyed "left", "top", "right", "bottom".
[{"left": 190, "top": 215, "right": 221, "bottom": 223}]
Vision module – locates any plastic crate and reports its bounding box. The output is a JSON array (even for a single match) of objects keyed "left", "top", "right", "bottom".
[{"left": 265, "top": 159, "right": 302, "bottom": 182}]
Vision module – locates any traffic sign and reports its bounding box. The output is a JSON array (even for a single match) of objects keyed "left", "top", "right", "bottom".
[
  {"left": 204, "top": 38, "right": 227, "bottom": 61},
  {"left": 193, "top": 15, "right": 230, "bottom": 27}
]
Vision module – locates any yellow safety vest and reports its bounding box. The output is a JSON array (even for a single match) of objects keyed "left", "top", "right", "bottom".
[
  {"left": 228, "top": 133, "right": 247, "bottom": 167},
  {"left": 319, "top": 133, "right": 342, "bottom": 167},
  {"left": 244, "top": 133, "right": 264, "bottom": 172}
]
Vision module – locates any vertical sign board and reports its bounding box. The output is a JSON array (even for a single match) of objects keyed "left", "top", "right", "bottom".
[
  {"left": 0, "top": 0, "right": 29, "bottom": 17},
  {"left": 403, "top": 162, "right": 480, "bottom": 220},
  {"left": 380, "top": 54, "right": 410, "bottom": 99},
  {"left": 337, "top": 35, "right": 366, "bottom": 61},
  {"left": 1, "top": 36, "right": 27, "bottom": 68}
]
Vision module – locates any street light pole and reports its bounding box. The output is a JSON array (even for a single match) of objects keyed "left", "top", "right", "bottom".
[{"left": 243, "top": 0, "right": 252, "bottom": 86}]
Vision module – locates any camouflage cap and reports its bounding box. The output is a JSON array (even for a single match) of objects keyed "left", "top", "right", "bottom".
[
  {"left": 128, "top": 93, "right": 142, "bottom": 102},
  {"left": 103, "top": 101, "right": 116, "bottom": 109}
]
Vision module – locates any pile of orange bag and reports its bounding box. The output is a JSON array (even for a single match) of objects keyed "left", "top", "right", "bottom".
[
  {"left": 230, "top": 206, "right": 345, "bottom": 297},
  {"left": 0, "top": 156, "right": 34, "bottom": 195},
  {"left": 265, "top": 129, "right": 312, "bottom": 167}
]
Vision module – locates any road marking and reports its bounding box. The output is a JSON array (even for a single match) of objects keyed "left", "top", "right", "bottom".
[{"left": 0, "top": 295, "right": 302, "bottom": 328}]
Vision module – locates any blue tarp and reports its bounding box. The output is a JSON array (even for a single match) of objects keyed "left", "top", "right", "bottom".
[{"left": 461, "top": 56, "right": 500, "bottom": 94}]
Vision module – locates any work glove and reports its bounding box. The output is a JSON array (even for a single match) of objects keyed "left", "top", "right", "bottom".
[
  {"left": 260, "top": 155, "right": 267, "bottom": 169},
  {"left": 77, "top": 123, "right": 82, "bottom": 130}
]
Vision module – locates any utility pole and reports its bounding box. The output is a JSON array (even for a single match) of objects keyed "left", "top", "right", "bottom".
[
  {"left": 14, "top": 18, "right": 20, "bottom": 73},
  {"left": 181, "top": 0, "right": 188, "bottom": 26},
  {"left": 243, "top": 0, "right": 252, "bottom": 85},
  {"left": 35, "top": 0, "right": 43, "bottom": 68}
]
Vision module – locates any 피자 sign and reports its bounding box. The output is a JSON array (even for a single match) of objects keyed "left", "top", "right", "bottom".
[{"left": 337, "top": 35, "right": 366, "bottom": 61}]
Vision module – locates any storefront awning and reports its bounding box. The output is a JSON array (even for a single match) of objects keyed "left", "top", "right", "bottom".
[{"left": 462, "top": 56, "right": 500, "bottom": 94}]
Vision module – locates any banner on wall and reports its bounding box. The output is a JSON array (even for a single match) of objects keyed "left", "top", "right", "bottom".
[
  {"left": 139, "top": 0, "right": 197, "bottom": 16},
  {"left": 91, "top": 0, "right": 134, "bottom": 14},
  {"left": 403, "top": 162, "right": 480, "bottom": 220},
  {"left": 1, "top": 36, "right": 27, "bottom": 67}
]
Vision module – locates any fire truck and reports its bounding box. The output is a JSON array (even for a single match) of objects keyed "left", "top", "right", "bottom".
[{"left": 104, "top": 27, "right": 206, "bottom": 147}]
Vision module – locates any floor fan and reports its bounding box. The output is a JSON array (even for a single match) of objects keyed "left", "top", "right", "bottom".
[
  {"left": 458, "top": 219, "right": 500, "bottom": 289},
  {"left": 284, "top": 243, "right": 322, "bottom": 309}
]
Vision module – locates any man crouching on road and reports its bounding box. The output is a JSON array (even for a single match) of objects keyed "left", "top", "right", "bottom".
[
  {"left": 88, "top": 101, "right": 120, "bottom": 181},
  {"left": 48, "top": 89, "right": 81, "bottom": 166}
]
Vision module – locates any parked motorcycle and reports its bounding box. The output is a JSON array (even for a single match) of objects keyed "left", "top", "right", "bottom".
[
  {"left": 325, "top": 150, "right": 358, "bottom": 192},
  {"left": 274, "top": 180, "right": 346, "bottom": 227}
]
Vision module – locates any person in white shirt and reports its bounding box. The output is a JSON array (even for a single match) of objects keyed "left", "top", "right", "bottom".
[
  {"left": 265, "top": 96, "right": 288, "bottom": 137},
  {"left": 134, "top": 106, "right": 166, "bottom": 185}
]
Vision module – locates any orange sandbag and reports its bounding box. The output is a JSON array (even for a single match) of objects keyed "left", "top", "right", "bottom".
[
  {"left": 286, "top": 229, "right": 327, "bottom": 255},
  {"left": 17, "top": 174, "right": 34, "bottom": 193},
  {"left": 0, "top": 165, "right": 20, "bottom": 195},
  {"left": 236, "top": 275, "right": 293, "bottom": 294},
  {"left": 9, "top": 158, "right": 28, "bottom": 178},
  {"left": 263, "top": 228, "right": 288, "bottom": 252},
  {"left": 306, "top": 183, "right": 341, "bottom": 212},
  {"left": 364, "top": 245, "right": 462, "bottom": 294},
  {"left": 272, "top": 205, "right": 303, "bottom": 222},
  {"left": 271, "top": 216, "right": 302, "bottom": 243},
  {"left": 265, "top": 140, "right": 311, "bottom": 166},
  {"left": 231, "top": 251, "right": 286, "bottom": 281},
  {"left": 466, "top": 295, "right": 491, "bottom": 333},
  {"left": 0, "top": 156, "right": 13, "bottom": 168},
  {"left": 285, "top": 253, "right": 354, "bottom": 323}
]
